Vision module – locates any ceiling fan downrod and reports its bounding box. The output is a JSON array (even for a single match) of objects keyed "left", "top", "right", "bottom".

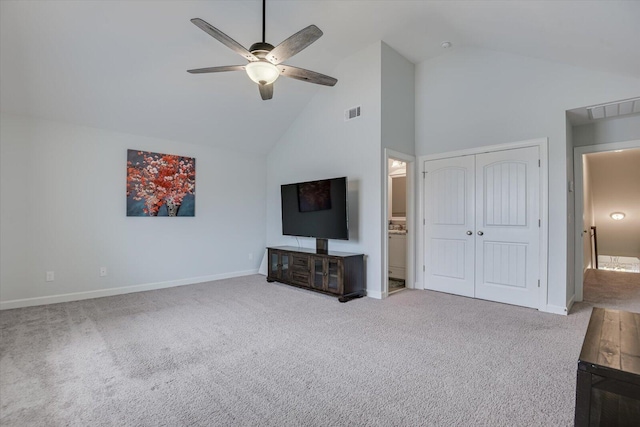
[
  {"left": 249, "top": 0, "right": 274, "bottom": 58},
  {"left": 262, "top": 0, "right": 266, "bottom": 43}
]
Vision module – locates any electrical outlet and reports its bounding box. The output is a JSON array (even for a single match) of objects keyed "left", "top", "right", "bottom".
[
  {"left": 100, "top": 267, "right": 107, "bottom": 277},
  {"left": 46, "top": 271, "right": 55, "bottom": 282},
  {"left": 248, "top": 253, "right": 253, "bottom": 261}
]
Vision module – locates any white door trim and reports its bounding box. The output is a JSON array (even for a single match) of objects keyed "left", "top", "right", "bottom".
[
  {"left": 420, "top": 138, "right": 547, "bottom": 162},
  {"left": 573, "top": 139, "right": 640, "bottom": 303},
  {"left": 383, "top": 148, "right": 416, "bottom": 298},
  {"left": 418, "top": 138, "right": 549, "bottom": 311}
]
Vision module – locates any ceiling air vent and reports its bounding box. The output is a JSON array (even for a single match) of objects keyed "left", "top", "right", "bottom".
[
  {"left": 345, "top": 106, "right": 361, "bottom": 121},
  {"left": 587, "top": 97, "right": 640, "bottom": 120}
]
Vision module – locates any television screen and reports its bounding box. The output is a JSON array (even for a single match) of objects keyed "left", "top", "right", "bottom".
[{"left": 281, "top": 177, "right": 348, "bottom": 240}]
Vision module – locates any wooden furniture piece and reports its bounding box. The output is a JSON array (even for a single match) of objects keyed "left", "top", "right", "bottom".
[
  {"left": 266, "top": 246, "right": 365, "bottom": 302},
  {"left": 575, "top": 307, "right": 640, "bottom": 426}
]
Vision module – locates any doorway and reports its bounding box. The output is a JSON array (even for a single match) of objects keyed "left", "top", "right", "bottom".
[
  {"left": 574, "top": 141, "right": 640, "bottom": 302},
  {"left": 388, "top": 158, "right": 407, "bottom": 293},
  {"left": 383, "top": 149, "right": 415, "bottom": 297}
]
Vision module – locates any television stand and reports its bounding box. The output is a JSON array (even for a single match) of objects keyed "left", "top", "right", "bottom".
[
  {"left": 266, "top": 246, "right": 365, "bottom": 302},
  {"left": 338, "top": 291, "right": 365, "bottom": 303}
]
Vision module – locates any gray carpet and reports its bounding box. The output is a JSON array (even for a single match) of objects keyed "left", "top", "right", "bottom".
[
  {"left": 583, "top": 268, "right": 640, "bottom": 312},
  {"left": 1, "top": 273, "right": 639, "bottom": 426}
]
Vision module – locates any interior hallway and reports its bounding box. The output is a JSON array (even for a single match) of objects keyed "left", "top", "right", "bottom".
[{"left": 582, "top": 268, "right": 640, "bottom": 313}]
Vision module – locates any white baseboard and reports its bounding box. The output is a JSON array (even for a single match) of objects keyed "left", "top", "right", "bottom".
[
  {"left": 367, "top": 289, "right": 383, "bottom": 299},
  {"left": 0, "top": 269, "right": 258, "bottom": 310},
  {"left": 542, "top": 304, "right": 569, "bottom": 315},
  {"left": 566, "top": 295, "right": 576, "bottom": 313}
]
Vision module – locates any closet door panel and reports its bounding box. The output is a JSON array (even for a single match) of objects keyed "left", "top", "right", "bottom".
[
  {"left": 475, "top": 146, "right": 540, "bottom": 308},
  {"left": 423, "top": 156, "right": 475, "bottom": 298}
]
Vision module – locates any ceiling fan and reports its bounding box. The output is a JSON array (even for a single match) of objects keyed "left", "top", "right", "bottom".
[{"left": 188, "top": 0, "right": 338, "bottom": 100}]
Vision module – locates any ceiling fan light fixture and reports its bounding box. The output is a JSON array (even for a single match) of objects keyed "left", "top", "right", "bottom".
[{"left": 245, "top": 61, "right": 280, "bottom": 85}]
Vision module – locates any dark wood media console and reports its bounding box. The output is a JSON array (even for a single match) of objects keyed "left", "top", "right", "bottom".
[
  {"left": 266, "top": 246, "right": 365, "bottom": 302},
  {"left": 575, "top": 307, "right": 640, "bottom": 426}
]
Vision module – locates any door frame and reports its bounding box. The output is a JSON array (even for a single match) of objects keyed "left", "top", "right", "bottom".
[
  {"left": 573, "top": 139, "right": 640, "bottom": 303},
  {"left": 417, "top": 138, "right": 549, "bottom": 312},
  {"left": 383, "top": 148, "right": 416, "bottom": 298}
]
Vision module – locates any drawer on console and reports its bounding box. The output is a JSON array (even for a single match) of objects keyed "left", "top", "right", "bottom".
[
  {"left": 290, "top": 270, "right": 310, "bottom": 286},
  {"left": 291, "top": 254, "right": 310, "bottom": 269}
]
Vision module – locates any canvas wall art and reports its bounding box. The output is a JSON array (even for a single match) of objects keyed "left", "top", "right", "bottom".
[{"left": 126, "top": 149, "right": 196, "bottom": 216}]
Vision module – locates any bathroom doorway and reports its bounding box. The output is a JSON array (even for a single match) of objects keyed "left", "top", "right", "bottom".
[{"left": 383, "top": 149, "right": 415, "bottom": 297}]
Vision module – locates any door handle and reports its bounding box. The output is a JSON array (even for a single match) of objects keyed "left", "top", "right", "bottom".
[
  {"left": 466, "top": 230, "right": 473, "bottom": 235},
  {"left": 477, "top": 231, "right": 484, "bottom": 236}
]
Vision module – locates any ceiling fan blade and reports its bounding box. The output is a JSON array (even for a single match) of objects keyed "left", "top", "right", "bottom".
[
  {"left": 259, "top": 83, "right": 274, "bottom": 100},
  {"left": 191, "top": 18, "right": 258, "bottom": 62},
  {"left": 277, "top": 65, "right": 337, "bottom": 87},
  {"left": 187, "top": 65, "right": 245, "bottom": 74},
  {"left": 266, "top": 25, "right": 323, "bottom": 65}
]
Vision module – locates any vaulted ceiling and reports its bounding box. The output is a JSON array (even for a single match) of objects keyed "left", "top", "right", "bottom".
[{"left": 2, "top": 1, "right": 639, "bottom": 155}]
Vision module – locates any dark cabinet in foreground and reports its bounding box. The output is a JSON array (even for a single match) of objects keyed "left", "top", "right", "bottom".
[
  {"left": 267, "top": 246, "right": 365, "bottom": 301},
  {"left": 575, "top": 307, "right": 640, "bottom": 426}
]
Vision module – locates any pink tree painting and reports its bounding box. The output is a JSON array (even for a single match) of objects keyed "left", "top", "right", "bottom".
[{"left": 126, "top": 149, "right": 196, "bottom": 216}]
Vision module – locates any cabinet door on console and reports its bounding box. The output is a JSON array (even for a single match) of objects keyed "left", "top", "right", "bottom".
[
  {"left": 310, "top": 257, "right": 344, "bottom": 295},
  {"left": 268, "top": 250, "right": 290, "bottom": 281},
  {"left": 311, "top": 257, "right": 326, "bottom": 291},
  {"left": 326, "top": 259, "right": 343, "bottom": 294}
]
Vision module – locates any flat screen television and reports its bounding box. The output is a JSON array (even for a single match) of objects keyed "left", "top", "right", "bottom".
[{"left": 281, "top": 177, "right": 348, "bottom": 252}]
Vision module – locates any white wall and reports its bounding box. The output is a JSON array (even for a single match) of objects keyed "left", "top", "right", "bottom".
[
  {"left": 381, "top": 42, "right": 415, "bottom": 156},
  {"left": 266, "top": 42, "right": 383, "bottom": 297},
  {"left": 573, "top": 114, "right": 640, "bottom": 147},
  {"left": 415, "top": 47, "right": 640, "bottom": 310},
  {"left": 0, "top": 114, "right": 266, "bottom": 308},
  {"left": 566, "top": 115, "right": 575, "bottom": 302},
  {"left": 581, "top": 155, "right": 594, "bottom": 270}
]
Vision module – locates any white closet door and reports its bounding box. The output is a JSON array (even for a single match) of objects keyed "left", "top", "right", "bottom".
[
  {"left": 474, "top": 146, "right": 540, "bottom": 308},
  {"left": 423, "top": 156, "right": 475, "bottom": 297}
]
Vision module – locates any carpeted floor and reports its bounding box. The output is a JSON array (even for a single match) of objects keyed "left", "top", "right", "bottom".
[
  {"left": 1, "top": 273, "right": 639, "bottom": 426},
  {"left": 582, "top": 268, "right": 640, "bottom": 312}
]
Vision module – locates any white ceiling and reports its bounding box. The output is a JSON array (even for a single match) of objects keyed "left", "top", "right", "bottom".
[{"left": 2, "top": 1, "right": 640, "bottom": 155}]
